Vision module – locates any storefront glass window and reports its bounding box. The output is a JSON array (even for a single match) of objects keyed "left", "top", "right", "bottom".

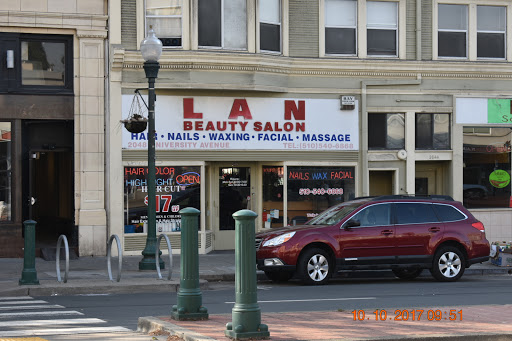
[
  {"left": 21, "top": 40, "right": 66, "bottom": 86},
  {"left": 262, "top": 166, "right": 284, "bottom": 228},
  {"left": 219, "top": 167, "right": 251, "bottom": 230},
  {"left": 368, "top": 113, "right": 405, "bottom": 149},
  {"left": 463, "top": 127, "right": 511, "bottom": 208},
  {"left": 0, "top": 122, "right": 11, "bottom": 222},
  {"left": 287, "top": 166, "right": 356, "bottom": 225},
  {"left": 123, "top": 166, "right": 201, "bottom": 233}
]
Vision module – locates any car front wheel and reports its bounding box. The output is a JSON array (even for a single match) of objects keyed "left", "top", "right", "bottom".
[
  {"left": 298, "top": 248, "right": 331, "bottom": 285},
  {"left": 430, "top": 246, "right": 466, "bottom": 282}
]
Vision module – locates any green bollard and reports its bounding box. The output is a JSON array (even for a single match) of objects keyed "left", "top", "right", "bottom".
[
  {"left": 171, "top": 207, "right": 208, "bottom": 320},
  {"left": 19, "top": 220, "right": 40, "bottom": 285},
  {"left": 225, "top": 210, "right": 269, "bottom": 339}
]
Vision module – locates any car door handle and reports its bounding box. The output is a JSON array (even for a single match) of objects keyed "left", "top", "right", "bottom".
[
  {"left": 381, "top": 230, "right": 393, "bottom": 235},
  {"left": 428, "top": 227, "right": 441, "bottom": 233}
]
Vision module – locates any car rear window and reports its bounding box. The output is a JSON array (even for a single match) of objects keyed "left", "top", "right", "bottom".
[
  {"left": 433, "top": 204, "right": 466, "bottom": 222},
  {"left": 395, "top": 203, "right": 439, "bottom": 224}
]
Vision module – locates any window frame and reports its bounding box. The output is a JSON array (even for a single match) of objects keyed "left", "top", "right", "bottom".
[
  {"left": 197, "top": 0, "right": 248, "bottom": 51},
  {"left": 144, "top": 0, "right": 184, "bottom": 48},
  {"left": 324, "top": 0, "right": 358, "bottom": 56},
  {"left": 258, "top": 0, "right": 282, "bottom": 54},
  {"left": 415, "top": 113, "right": 451, "bottom": 151},
  {"left": 476, "top": 5, "right": 507, "bottom": 60},
  {"left": 321, "top": 0, "right": 405, "bottom": 59},
  {"left": 435, "top": 0, "right": 511, "bottom": 61},
  {"left": 437, "top": 3, "right": 468, "bottom": 59},
  {"left": 368, "top": 113, "right": 405, "bottom": 150},
  {"left": 0, "top": 33, "right": 73, "bottom": 95},
  {"left": 366, "top": 1, "right": 398, "bottom": 57}
]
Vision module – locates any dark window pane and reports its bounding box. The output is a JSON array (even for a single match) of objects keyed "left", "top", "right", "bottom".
[
  {"left": 260, "top": 23, "right": 280, "bottom": 52},
  {"left": 477, "top": 33, "right": 505, "bottom": 59},
  {"left": 438, "top": 31, "right": 466, "bottom": 57},
  {"left": 395, "top": 203, "right": 439, "bottom": 224},
  {"left": 367, "top": 29, "right": 396, "bottom": 55},
  {"left": 325, "top": 28, "right": 356, "bottom": 54},
  {"left": 198, "top": 0, "right": 221, "bottom": 47},
  {"left": 433, "top": 114, "right": 450, "bottom": 149},
  {"left": 21, "top": 41, "right": 65, "bottom": 86},
  {"left": 387, "top": 114, "right": 405, "bottom": 149},
  {"left": 262, "top": 166, "right": 283, "bottom": 228},
  {"left": 416, "top": 114, "right": 432, "bottom": 149},
  {"left": 287, "top": 166, "right": 356, "bottom": 223},
  {"left": 219, "top": 167, "right": 250, "bottom": 230},
  {"left": 433, "top": 204, "right": 465, "bottom": 222},
  {"left": 352, "top": 204, "right": 391, "bottom": 227},
  {"left": 368, "top": 114, "right": 387, "bottom": 149}
]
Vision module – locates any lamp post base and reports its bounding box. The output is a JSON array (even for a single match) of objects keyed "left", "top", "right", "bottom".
[{"left": 138, "top": 255, "right": 165, "bottom": 271}]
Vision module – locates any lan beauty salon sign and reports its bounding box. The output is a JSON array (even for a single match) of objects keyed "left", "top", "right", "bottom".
[{"left": 122, "top": 96, "right": 359, "bottom": 151}]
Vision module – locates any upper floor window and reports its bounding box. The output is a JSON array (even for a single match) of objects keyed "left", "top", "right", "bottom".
[
  {"left": 324, "top": 0, "right": 399, "bottom": 57},
  {"left": 367, "top": 1, "right": 397, "bottom": 56},
  {"left": 416, "top": 113, "right": 450, "bottom": 150},
  {"left": 477, "top": 5, "right": 506, "bottom": 59},
  {"left": 325, "top": 0, "right": 357, "bottom": 55},
  {"left": 368, "top": 113, "right": 405, "bottom": 150},
  {"left": 259, "top": 0, "right": 281, "bottom": 53},
  {"left": 198, "top": 0, "right": 247, "bottom": 50},
  {"left": 0, "top": 34, "right": 73, "bottom": 94},
  {"left": 437, "top": 3, "right": 507, "bottom": 60},
  {"left": 438, "top": 4, "right": 468, "bottom": 58},
  {"left": 145, "top": 0, "right": 183, "bottom": 47}
]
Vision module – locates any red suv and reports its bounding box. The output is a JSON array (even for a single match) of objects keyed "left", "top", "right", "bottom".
[{"left": 256, "top": 195, "right": 490, "bottom": 285}]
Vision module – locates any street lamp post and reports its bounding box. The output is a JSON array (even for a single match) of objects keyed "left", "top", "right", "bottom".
[{"left": 139, "top": 28, "right": 165, "bottom": 270}]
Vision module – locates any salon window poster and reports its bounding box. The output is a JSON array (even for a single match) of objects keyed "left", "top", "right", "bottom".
[{"left": 124, "top": 166, "right": 201, "bottom": 233}]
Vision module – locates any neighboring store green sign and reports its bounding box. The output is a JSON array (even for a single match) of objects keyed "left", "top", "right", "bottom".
[
  {"left": 488, "top": 99, "right": 512, "bottom": 124},
  {"left": 489, "top": 170, "right": 511, "bottom": 189}
]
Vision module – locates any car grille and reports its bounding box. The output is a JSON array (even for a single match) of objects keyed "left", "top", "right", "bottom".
[{"left": 255, "top": 237, "right": 263, "bottom": 250}]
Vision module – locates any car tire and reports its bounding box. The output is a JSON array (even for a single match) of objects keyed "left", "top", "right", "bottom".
[
  {"left": 392, "top": 268, "right": 423, "bottom": 280},
  {"left": 430, "top": 246, "right": 466, "bottom": 282},
  {"left": 298, "top": 248, "right": 331, "bottom": 285},
  {"left": 264, "top": 271, "right": 294, "bottom": 282}
]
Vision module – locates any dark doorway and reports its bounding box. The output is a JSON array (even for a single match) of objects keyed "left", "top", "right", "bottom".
[
  {"left": 22, "top": 120, "right": 75, "bottom": 253},
  {"left": 219, "top": 167, "right": 251, "bottom": 230}
]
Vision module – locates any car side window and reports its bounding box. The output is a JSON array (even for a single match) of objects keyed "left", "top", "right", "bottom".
[
  {"left": 433, "top": 204, "right": 466, "bottom": 222},
  {"left": 350, "top": 204, "right": 391, "bottom": 227},
  {"left": 395, "top": 203, "right": 439, "bottom": 224}
]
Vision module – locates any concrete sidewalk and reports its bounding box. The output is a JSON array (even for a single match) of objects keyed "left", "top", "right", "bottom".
[{"left": 2, "top": 252, "right": 512, "bottom": 340}]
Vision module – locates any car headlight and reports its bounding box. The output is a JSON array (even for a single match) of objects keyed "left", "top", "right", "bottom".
[{"left": 262, "top": 232, "right": 296, "bottom": 247}]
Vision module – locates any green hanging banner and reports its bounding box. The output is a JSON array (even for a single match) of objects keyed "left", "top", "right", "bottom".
[{"left": 487, "top": 99, "right": 512, "bottom": 124}]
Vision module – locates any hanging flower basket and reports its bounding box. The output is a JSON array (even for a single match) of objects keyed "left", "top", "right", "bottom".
[{"left": 121, "top": 93, "right": 148, "bottom": 133}]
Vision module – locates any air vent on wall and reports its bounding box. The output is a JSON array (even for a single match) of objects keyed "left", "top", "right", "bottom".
[{"left": 161, "top": 37, "right": 182, "bottom": 47}]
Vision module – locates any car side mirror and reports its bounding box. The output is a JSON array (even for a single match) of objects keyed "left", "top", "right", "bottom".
[{"left": 344, "top": 219, "right": 360, "bottom": 229}]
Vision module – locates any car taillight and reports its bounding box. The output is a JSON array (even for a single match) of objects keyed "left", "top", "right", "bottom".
[{"left": 472, "top": 221, "right": 485, "bottom": 232}]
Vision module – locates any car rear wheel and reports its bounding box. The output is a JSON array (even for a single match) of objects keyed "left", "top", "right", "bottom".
[
  {"left": 298, "top": 248, "right": 331, "bottom": 285},
  {"left": 431, "top": 246, "right": 466, "bottom": 282},
  {"left": 392, "top": 268, "right": 423, "bottom": 280},
  {"left": 264, "top": 271, "right": 294, "bottom": 282}
]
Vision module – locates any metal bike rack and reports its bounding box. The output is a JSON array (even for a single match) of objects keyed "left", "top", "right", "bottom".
[
  {"left": 156, "top": 233, "right": 173, "bottom": 280},
  {"left": 107, "top": 234, "right": 122, "bottom": 282},
  {"left": 56, "top": 235, "right": 69, "bottom": 283}
]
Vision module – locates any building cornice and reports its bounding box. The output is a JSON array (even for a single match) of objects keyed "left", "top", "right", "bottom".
[{"left": 115, "top": 50, "right": 512, "bottom": 80}]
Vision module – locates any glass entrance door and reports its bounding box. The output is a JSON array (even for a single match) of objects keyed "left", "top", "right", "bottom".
[{"left": 219, "top": 167, "right": 251, "bottom": 230}]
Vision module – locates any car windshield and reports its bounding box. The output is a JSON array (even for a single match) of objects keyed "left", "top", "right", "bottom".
[{"left": 306, "top": 203, "right": 361, "bottom": 225}]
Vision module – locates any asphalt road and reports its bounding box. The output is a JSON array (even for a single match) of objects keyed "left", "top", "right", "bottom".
[{"left": 35, "top": 274, "right": 512, "bottom": 330}]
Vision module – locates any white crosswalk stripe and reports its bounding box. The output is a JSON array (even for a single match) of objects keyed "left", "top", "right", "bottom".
[{"left": 0, "top": 296, "right": 131, "bottom": 337}]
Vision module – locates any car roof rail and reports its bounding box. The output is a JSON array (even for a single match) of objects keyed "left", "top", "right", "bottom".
[{"left": 371, "top": 195, "right": 455, "bottom": 201}]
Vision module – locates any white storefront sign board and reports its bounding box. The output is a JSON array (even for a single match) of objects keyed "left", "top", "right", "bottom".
[{"left": 122, "top": 96, "right": 359, "bottom": 151}]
